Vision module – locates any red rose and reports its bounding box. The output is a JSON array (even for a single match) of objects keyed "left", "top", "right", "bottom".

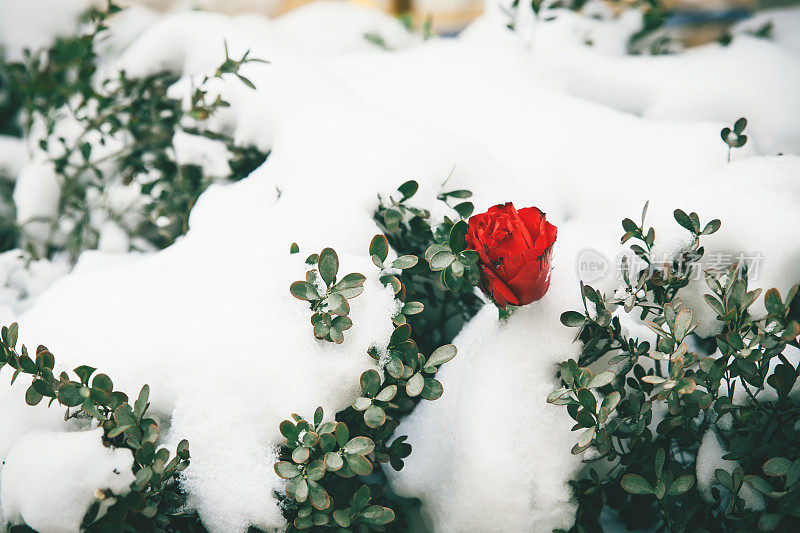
[{"left": 465, "top": 203, "right": 557, "bottom": 308}]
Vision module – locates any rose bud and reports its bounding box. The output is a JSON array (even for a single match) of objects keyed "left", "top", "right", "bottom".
[{"left": 465, "top": 203, "right": 557, "bottom": 308}]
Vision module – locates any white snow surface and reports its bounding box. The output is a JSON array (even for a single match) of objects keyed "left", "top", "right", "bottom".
[
  {"left": 0, "top": 1, "right": 799, "bottom": 532},
  {"left": 696, "top": 428, "right": 765, "bottom": 511},
  {"left": 387, "top": 257, "right": 584, "bottom": 532},
  {"left": 1, "top": 428, "right": 136, "bottom": 533},
  {"left": 0, "top": 0, "right": 90, "bottom": 61}
]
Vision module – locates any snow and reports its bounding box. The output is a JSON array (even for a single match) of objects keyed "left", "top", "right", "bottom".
[
  {"left": 735, "top": 7, "right": 800, "bottom": 60},
  {"left": 273, "top": 0, "right": 420, "bottom": 55},
  {"left": 387, "top": 255, "right": 584, "bottom": 532},
  {"left": 0, "top": 0, "right": 90, "bottom": 62},
  {"left": 1, "top": 428, "right": 136, "bottom": 533},
  {"left": 12, "top": 159, "right": 61, "bottom": 254},
  {"left": 696, "top": 428, "right": 764, "bottom": 511},
  {"left": 0, "top": 136, "right": 26, "bottom": 178},
  {"left": 1, "top": 0, "right": 799, "bottom": 531},
  {"left": 645, "top": 155, "right": 800, "bottom": 338}
]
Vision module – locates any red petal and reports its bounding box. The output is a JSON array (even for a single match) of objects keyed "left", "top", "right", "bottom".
[
  {"left": 505, "top": 248, "right": 553, "bottom": 304},
  {"left": 480, "top": 265, "right": 519, "bottom": 307}
]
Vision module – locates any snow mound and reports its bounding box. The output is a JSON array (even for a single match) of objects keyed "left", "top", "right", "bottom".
[
  {"left": 388, "top": 260, "right": 583, "bottom": 532},
  {"left": 6, "top": 21, "right": 523, "bottom": 528},
  {"left": 1, "top": 428, "right": 135, "bottom": 533}
]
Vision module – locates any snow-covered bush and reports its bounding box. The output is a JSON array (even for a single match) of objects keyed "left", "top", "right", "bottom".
[
  {"left": 0, "top": 2, "right": 267, "bottom": 260},
  {"left": 1, "top": 0, "right": 800, "bottom": 532},
  {"left": 551, "top": 205, "right": 800, "bottom": 532},
  {"left": 0, "top": 323, "right": 192, "bottom": 530}
]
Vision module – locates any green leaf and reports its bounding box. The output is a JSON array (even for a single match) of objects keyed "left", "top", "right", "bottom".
[
  {"left": 701, "top": 219, "right": 721, "bottom": 235},
  {"left": 344, "top": 453, "right": 372, "bottom": 476},
  {"left": 560, "top": 311, "right": 585, "bottom": 327},
  {"left": 673, "top": 309, "right": 692, "bottom": 341},
  {"left": 577, "top": 388, "right": 596, "bottom": 413},
  {"left": 286, "top": 476, "right": 308, "bottom": 503},
  {"left": 318, "top": 248, "right": 339, "bottom": 286},
  {"left": 369, "top": 235, "right": 389, "bottom": 263},
  {"left": 441, "top": 189, "right": 472, "bottom": 199},
  {"left": 333, "top": 509, "right": 351, "bottom": 527},
  {"left": 703, "top": 294, "right": 725, "bottom": 316},
  {"left": 364, "top": 405, "right": 386, "bottom": 428},
  {"left": 352, "top": 397, "right": 372, "bottom": 411},
  {"left": 588, "top": 371, "right": 614, "bottom": 389},
  {"left": 734, "top": 117, "right": 747, "bottom": 134},
  {"left": 380, "top": 274, "right": 401, "bottom": 294},
  {"left": 360, "top": 370, "right": 381, "bottom": 397},
  {"left": 429, "top": 251, "right": 455, "bottom": 271},
  {"left": 5, "top": 322, "right": 19, "bottom": 347},
  {"left": 80, "top": 142, "right": 92, "bottom": 161},
  {"left": 547, "top": 388, "right": 570, "bottom": 403},
  {"left": 325, "top": 452, "right": 343, "bottom": 471},
  {"left": 58, "top": 384, "right": 86, "bottom": 407},
  {"left": 333, "top": 422, "right": 350, "bottom": 446},
  {"left": 327, "top": 293, "right": 350, "bottom": 316},
  {"left": 386, "top": 356, "right": 404, "bottom": 378},
  {"left": 449, "top": 220, "right": 468, "bottom": 254},
  {"left": 402, "top": 301, "right": 424, "bottom": 315},
  {"left": 134, "top": 384, "right": 150, "bottom": 421},
  {"left": 361, "top": 505, "right": 395, "bottom": 526},
  {"left": 292, "top": 446, "right": 311, "bottom": 464},
  {"left": 715, "top": 469, "right": 733, "bottom": 490},
  {"left": 307, "top": 480, "right": 330, "bottom": 510},
  {"left": 392, "top": 255, "right": 418, "bottom": 269},
  {"left": 405, "top": 372, "right": 424, "bottom": 397},
  {"left": 397, "top": 180, "right": 418, "bottom": 200},
  {"left": 758, "top": 514, "right": 781, "bottom": 532},
  {"left": 375, "top": 385, "right": 397, "bottom": 402},
  {"left": 107, "top": 424, "right": 131, "bottom": 438},
  {"left": 666, "top": 475, "right": 695, "bottom": 496},
  {"left": 655, "top": 449, "right": 665, "bottom": 479},
  {"left": 318, "top": 432, "right": 336, "bottom": 451},
  {"left": 420, "top": 377, "right": 443, "bottom": 400},
  {"left": 25, "top": 385, "right": 43, "bottom": 406},
  {"left": 290, "top": 242, "right": 299, "bottom": 254},
  {"left": 424, "top": 344, "right": 457, "bottom": 370},
  {"left": 763, "top": 457, "right": 793, "bottom": 477},
  {"left": 454, "top": 201, "right": 474, "bottom": 219},
  {"left": 577, "top": 427, "right": 595, "bottom": 448},
  {"left": 73, "top": 365, "right": 96, "bottom": 385},
  {"left": 92, "top": 373, "right": 113, "bottom": 394},
  {"left": 390, "top": 324, "right": 412, "bottom": 345},
  {"left": 275, "top": 461, "right": 301, "bottom": 479},
  {"left": 673, "top": 209, "right": 695, "bottom": 233},
  {"left": 621, "top": 474, "right": 654, "bottom": 495},
  {"left": 336, "top": 273, "right": 366, "bottom": 289},
  {"left": 331, "top": 315, "right": 353, "bottom": 332},
  {"left": 601, "top": 391, "right": 621, "bottom": 413},
  {"left": 305, "top": 460, "right": 325, "bottom": 481},
  {"left": 383, "top": 209, "right": 402, "bottom": 230},
  {"left": 344, "top": 436, "right": 375, "bottom": 455},
  {"left": 745, "top": 475, "right": 774, "bottom": 495},
  {"left": 290, "top": 281, "right": 320, "bottom": 301}
]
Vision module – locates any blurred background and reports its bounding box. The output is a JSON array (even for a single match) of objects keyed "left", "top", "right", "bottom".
[{"left": 119, "top": 0, "right": 798, "bottom": 39}]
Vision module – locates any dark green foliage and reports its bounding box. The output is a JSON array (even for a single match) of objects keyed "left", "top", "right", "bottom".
[
  {"left": 0, "top": 323, "right": 201, "bottom": 531},
  {"left": 374, "top": 180, "right": 482, "bottom": 353},
  {"left": 553, "top": 206, "right": 800, "bottom": 532},
  {"left": 0, "top": 2, "right": 120, "bottom": 136},
  {"left": 290, "top": 248, "right": 366, "bottom": 344},
  {"left": 721, "top": 117, "right": 748, "bottom": 163},
  {"left": 0, "top": 1, "right": 268, "bottom": 260},
  {"left": 502, "top": 0, "right": 674, "bottom": 55}
]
